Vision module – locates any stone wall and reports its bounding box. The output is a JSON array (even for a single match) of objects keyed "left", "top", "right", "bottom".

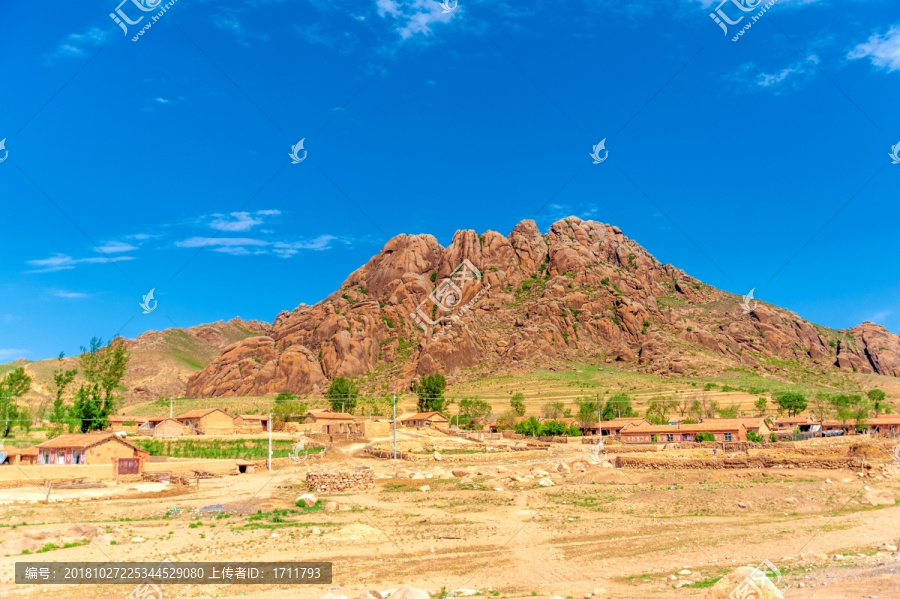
[
  {"left": 306, "top": 468, "right": 374, "bottom": 493},
  {"left": 615, "top": 455, "right": 862, "bottom": 470}
]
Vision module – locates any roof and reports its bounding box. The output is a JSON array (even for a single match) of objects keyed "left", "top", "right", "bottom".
[
  {"left": 236, "top": 414, "right": 269, "bottom": 421},
  {"left": 623, "top": 421, "right": 747, "bottom": 434},
  {"left": 600, "top": 418, "right": 650, "bottom": 428},
  {"left": 177, "top": 408, "right": 228, "bottom": 419},
  {"left": 775, "top": 417, "right": 813, "bottom": 424},
  {"left": 36, "top": 432, "right": 142, "bottom": 451},
  {"left": 401, "top": 411, "right": 449, "bottom": 422},
  {"left": 306, "top": 410, "right": 355, "bottom": 421},
  {"left": 867, "top": 415, "right": 900, "bottom": 425},
  {"left": 19, "top": 446, "right": 38, "bottom": 456},
  {"left": 702, "top": 418, "right": 768, "bottom": 428},
  {"left": 107, "top": 415, "right": 166, "bottom": 424}
]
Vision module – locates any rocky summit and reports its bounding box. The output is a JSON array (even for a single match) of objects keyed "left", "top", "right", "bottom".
[{"left": 185, "top": 217, "right": 900, "bottom": 397}]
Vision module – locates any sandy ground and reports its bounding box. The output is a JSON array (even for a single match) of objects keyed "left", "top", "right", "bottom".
[{"left": 0, "top": 433, "right": 898, "bottom": 599}]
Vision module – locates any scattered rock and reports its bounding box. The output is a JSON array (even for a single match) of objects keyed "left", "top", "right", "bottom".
[
  {"left": 324, "top": 501, "right": 339, "bottom": 513},
  {"left": 23, "top": 530, "right": 61, "bottom": 540},
  {"left": 557, "top": 463, "right": 571, "bottom": 473},
  {"left": 66, "top": 524, "right": 99, "bottom": 538},
  {"left": 433, "top": 452, "right": 442, "bottom": 461},
  {"left": 538, "top": 478, "right": 555, "bottom": 487},
  {"left": 94, "top": 534, "right": 116, "bottom": 546},
  {"left": 452, "top": 470, "right": 468, "bottom": 478},
  {"left": 862, "top": 490, "right": 895, "bottom": 506},
  {"left": 1, "top": 537, "right": 40, "bottom": 554},
  {"left": 298, "top": 493, "right": 318, "bottom": 507},
  {"left": 419, "top": 485, "right": 431, "bottom": 492},
  {"left": 131, "top": 537, "right": 145, "bottom": 543},
  {"left": 386, "top": 586, "right": 429, "bottom": 599},
  {"left": 738, "top": 501, "right": 751, "bottom": 509},
  {"left": 878, "top": 543, "right": 898, "bottom": 552}
]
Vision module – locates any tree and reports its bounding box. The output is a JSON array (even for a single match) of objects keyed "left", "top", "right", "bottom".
[
  {"left": 510, "top": 392, "right": 526, "bottom": 417},
  {"left": 576, "top": 400, "right": 601, "bottom": 433},
  {"left": 324, "top": 377, "right": 359, "bottom": 413},
  {"left": 867, "top": 389, "right": 887, "bottom": 415},
  {"left": 514, "top": 416, "right": 542, "bottom": 437},
  {"left": 272, "top": 400, "right": 307, "bottom": 423},
  {"left": 774, "top": 392, "right": 808, "bottom": 417},
  {"left": 50, "top": 352, "right": 78, "bottom": 429},
  {"left": 458, "top": 398, "right": 492, "bottom": 430},
  {"left": 71, "top": 384, "right": 104, "bottom": 433},
  {"left": 414, "top": 374, "right": 447, "bottom": 413},
  {"left": 17, "top": 407, "right": 33, "bottom": 433},
  {"left": 494, "top": 409, "right": 519, "bottom": 430},
  {"left": 603, "top": 393, "right": 636, "bottom": 420},
  {"left": 541, "top": 401, "right": 569, "bottom": 420},
  {"left": 356, "top": 396, "right": 393, "bottom": 418},
  {"left": 753, "top": 397, "right": 768, "bottom": 418},
  {"left": 718, "top": 404, "right": 739, "bottom": 418},
  {"left": 809, "top": 394, "right": 832, "bottom": 424},
  {"left": 675, "top": 396, "right": 694, "bottom": 418},
  {"left": 79, "top": 337, "right": 129, "bottom": 421},
  {"left": 0, "top": 367, "right": 32, "bottom": 437},
  {"left": 274, "top": 392, "right": 299, "bottom": 404},
  {"left": 695, "top": 432, "right": 716, "bottom": 443},
  {"left": 645, "top": 396, "right": 676, "bottom": 424},
  {"left": 746, "top": 430, "right": 763, "bottom": 443},
  {"left": 688, "top": 399, "right": 703, "bottom": 420}
]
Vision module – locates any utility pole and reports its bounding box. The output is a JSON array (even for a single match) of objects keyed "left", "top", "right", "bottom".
[
  {"left": 169, "top": 397, "right": 173, "bottom": 419},
  {"left": 392, "top": 394, "right": 397, "bottom": 460},
  {"left": 267, "top": 413, "right": 272, "bottom": 472}
]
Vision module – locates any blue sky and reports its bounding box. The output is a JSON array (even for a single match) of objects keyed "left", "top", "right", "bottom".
[{"left": 1, "top": 0, "right": 899, "bottom": 361}]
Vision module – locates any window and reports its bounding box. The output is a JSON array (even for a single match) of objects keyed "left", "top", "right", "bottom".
[
  {"left": 665, "top": 434, "right": 673, "bottom": 442},
  {"left": 725, "top": 433, "right": 733, "bottom": 441}
]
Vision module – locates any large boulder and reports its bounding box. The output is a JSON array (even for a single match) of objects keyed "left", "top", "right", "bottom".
[
  {"left": 385, "top": 587, "right": 429, "bottom": 599},
  {"left": 1, "top": 536, "right": 41, "bottom": 554}
]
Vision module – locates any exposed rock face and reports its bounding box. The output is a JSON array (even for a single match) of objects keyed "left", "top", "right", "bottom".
[{"left": 185, "top": 217, "right": 900, "bottom": 397}]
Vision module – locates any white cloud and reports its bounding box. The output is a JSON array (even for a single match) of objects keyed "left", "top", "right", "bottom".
[
  {"left": 725, "top": 56, "right": 818, "bottom": 93},
  {"left": 26, "top": 253, "right": 135, "bottom": 273},
  {"left": 47, "top": 27, "right": 109, "bottom": 62},
  {"left": 849, "top": 25, "right": 900, "bottom": 72},
  {"left": 0, "top": 349, "right": 30, "bottom": 362},
  {"left": 95, "top": 241, "right": 138, "bottom": 254},
  {"left": 51, "top": 289, "right": 89, "bottom": 299},
  {"left": 376, "top": 0, "right": 457, "bottom": 40},
  {"left": 175, "top": 235, "right": 339, "bottom": 257},
  {"left": 209, "top": 211, "right": 266, "bottom": 232}
]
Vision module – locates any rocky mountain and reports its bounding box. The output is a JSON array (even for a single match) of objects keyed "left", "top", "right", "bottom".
[{"left": 185, "top": 218, "right": 900, "bottom": 398}]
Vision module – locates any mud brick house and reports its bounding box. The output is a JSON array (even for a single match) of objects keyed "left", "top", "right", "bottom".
[
  {"left": 399, "top": 411, "right": 450, "bottom": 429},
  {"left": 107, "top": 415, "right": 167, "bottom": 433},
  {"left": 702, "top": 417, "right": 772, "bottom": 437},
  {"left": 35, "top": 433, "right": 148, "bottom": 465},
  {"left": 865, "top": 415, "right": 900, "bottom": 436},
  {"left": 233, "top": 414, "right": 270, "bottom": 432},
  {"left": 621, "top": 421, "right": 747, "bottom": 444},
  {"left": 151, "top": 418, "right": 186, "bottom": 438},
  {"left": 774, "top": 417, "right": 818, "bottom": 432},
  {"left": 599, "top": 418, "right": 651, "bottom": 436},
  {"left": 304, "top": 409, "right": 363, "bottom": 435},
  {"left": 176, "top": 408, "right": 235, "bottom": 435}
]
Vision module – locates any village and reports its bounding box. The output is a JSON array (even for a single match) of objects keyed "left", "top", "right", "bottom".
[{"left": 0, "top": 390, "right": 899, "bottom": 599}]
